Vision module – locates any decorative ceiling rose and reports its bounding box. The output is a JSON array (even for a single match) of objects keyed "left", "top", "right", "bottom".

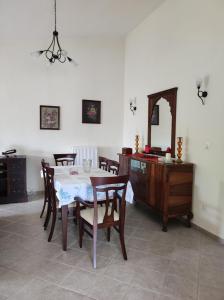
[{"left": 32, "top": 0, "right": 77, "bottom": 65}]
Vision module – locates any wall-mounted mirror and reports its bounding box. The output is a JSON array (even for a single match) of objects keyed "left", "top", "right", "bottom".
[{"left": 148, "top": 87, "right": 177, "bottom": 157}]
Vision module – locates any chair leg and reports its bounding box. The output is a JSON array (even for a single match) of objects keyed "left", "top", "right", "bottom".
[
  {"left": 79, "top": 219, "right": 84, "bottom": 248},
  {"left": 93, "top": 224, "right": 97, "bottom": 269},
  {"left": 48, "top": 205, "right": 57, "bottom": 242},
  {"left": 40, "top": 199, "right": 47, "bottom": 218},
  {"left": 44, "top": 201, "right": 51, "bottom": 230},
  {"left": 107, "top": 228, "right": 111, "bottom": 242},
  {"left": 119, "top": 223, "right": 127, "bottom": 260},
  {"left": 61, "top": 205, "right": 68, "bottom": 251}
]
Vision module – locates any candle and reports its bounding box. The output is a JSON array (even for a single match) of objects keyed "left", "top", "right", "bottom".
[{"left": 165, "top": 153, "right": 171, "bottom": 161}]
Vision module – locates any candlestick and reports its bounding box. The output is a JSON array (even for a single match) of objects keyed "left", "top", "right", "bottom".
[
  {"left": 165, "top": 153, "right": 171, "bottom": 161},
  {"left": 176, "top": 137, "right": 183, "bottom": 163},
  {"left": 135, "top": 134, "right": 140, "bottom": 153}
]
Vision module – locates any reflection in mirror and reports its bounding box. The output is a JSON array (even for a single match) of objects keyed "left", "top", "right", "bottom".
[{"left": 151, "top": 98, "right": 171, "bottom": 151}]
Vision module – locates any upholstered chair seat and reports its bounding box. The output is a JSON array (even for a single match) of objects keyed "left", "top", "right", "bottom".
[{"left": 80, "top": 206, "right": 119, "bottom": 225}]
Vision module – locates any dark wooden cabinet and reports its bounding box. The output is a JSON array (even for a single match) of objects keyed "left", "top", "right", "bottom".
[
  {"left": 0, "top": 156, "right": 27, "bottom": 204},
  {"left": 119, "top": 154, "right": 194, "bottom": 231}
]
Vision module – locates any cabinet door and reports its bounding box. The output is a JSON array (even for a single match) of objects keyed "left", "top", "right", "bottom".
[
  {"left": 129, "top": 159, "right": 149, "bottom": 203},
  {"left": 7, "top": 158, "right": 26, "bottom": 175},
  {"left": 149, "top": 163, "right": 164, "bottom": 211},
  {"left": 7, "top": 158, "right": 27, "bottom": 196},
  {"left": 8, "top": 178, "right": 26, "bottom": 195},
  {"left": 165, "top": 165, "right": 193, "bottom": 215},
  {"left": 0, "top": 161, "right": 7, "bottom": 197}
]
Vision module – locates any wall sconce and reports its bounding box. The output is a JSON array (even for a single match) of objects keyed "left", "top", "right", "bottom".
[
  {"left": 196, "top": 80, "right": 208, "bottom": 105},
  {"left": 130, "top": 98, "right": 137, "bottom": 115}
]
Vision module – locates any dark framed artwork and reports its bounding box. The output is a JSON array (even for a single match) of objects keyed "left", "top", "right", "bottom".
[
  {"left": 40, "top": 105, "right": 60, "bottom": 130},
  {"left": 82, "top": 100, "right": 101, "bottom": 124},
  {"left": 151, "top": 105, "right": 159, "bottom": 125}
]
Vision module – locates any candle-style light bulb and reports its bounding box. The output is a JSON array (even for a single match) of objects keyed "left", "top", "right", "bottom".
[
  {"left": 61, "top": 50, "right": 68, "bottom": 57},
  {"left": 67, "top": 57, "right": 78, "bottom": 67},
  {"left": 196, "top": 79, "right": 202, "bottom": 88},
  {"left": 31, "top": 50, "right": 44, "bottom": 58}
]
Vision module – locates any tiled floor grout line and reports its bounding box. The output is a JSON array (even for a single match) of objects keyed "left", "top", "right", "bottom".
[
  {"left": 0, "top": 269, "right": 36, "bottom": 300},
  {"left": 196, "top": 234, "right": 203, "bottom": 300},
  {"left": 56, "top": 266, "right": 102, "bottom": 298},
  {"left": 1, "top": 199, "right": 224, "bottom": 300},
  {"left": 9, "top": 274, "right": 98, "bottom": 300}
]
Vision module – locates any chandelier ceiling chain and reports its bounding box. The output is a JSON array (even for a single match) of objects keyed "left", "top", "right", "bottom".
[
  {"left": 54, "top": 0, "right": 56, "bottom": 31},
  {"left": 33, "top": 0, "right": 77, "bottom": 65}
]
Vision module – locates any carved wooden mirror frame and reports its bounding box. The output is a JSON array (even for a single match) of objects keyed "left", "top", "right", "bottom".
[{"left": 148, "top": 87, "right": 178, "bottom": 158}]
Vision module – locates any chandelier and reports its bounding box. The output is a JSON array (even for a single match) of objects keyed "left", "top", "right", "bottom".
[{"left": 33, "top": 0, "right": 77, "bottom": 65}]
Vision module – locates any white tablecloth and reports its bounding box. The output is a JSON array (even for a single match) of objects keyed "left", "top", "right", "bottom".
[{"left": 52, "top": 166, "right": 133, "bottom": 207}]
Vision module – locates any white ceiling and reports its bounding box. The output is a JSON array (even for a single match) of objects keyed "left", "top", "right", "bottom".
[{"left": 0, "top": 0, "right": 165, "bottom": 40}]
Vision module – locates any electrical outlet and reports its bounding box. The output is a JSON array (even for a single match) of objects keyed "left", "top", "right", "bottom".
[
  {"left": 202, "top": 203, "right": 207, "bottom": 210},
  {"left": 205, "top": 142, "right": 210, "bottom": 150}
]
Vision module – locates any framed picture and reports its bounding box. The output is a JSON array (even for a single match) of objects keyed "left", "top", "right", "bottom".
[
  {"left": 82, "top": 100, "right": 101, "bottom": 124},
  {"left": 40, "top": 105, "right": 60, "bottom": 130},
  {"left": 151, "top": 105, "right": 159, "bottom": 125}
]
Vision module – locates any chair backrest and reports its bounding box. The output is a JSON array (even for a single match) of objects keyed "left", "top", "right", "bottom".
[
  {"left": 107, "top": 160, "right": 120, "bottom": 175},
  {"left": 98, "top": 156, "right": 108, "bottom": 170},
  {"left": 41, "top": 159, "right": 50, "bottom": 192},
  {"left": 90, "top": 175, "right": 129, "bottom": 226},
  {"left": 45, "top": 167, "right": 57, "bottom": 209},
  {"left": 53, "top": 153, "right": 76, "bottom": 166}
]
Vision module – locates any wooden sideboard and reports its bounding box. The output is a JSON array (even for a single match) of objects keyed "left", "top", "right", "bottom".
[
  {"left": 0, "top": 156, "right": 27, "bottom": 204},
  {"left": 119, "top": 154, "right": 194, "bottom": 231}
]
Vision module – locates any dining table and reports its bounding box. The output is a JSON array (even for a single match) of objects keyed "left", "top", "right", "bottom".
[{"left": 51, "top": 166, "right": 134, "bottom": 250}]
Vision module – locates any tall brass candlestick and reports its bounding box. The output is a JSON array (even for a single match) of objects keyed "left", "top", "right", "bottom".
[
  {"left": 135, "top": 134, "right": 139, "bottom": 153},
  {"left": 176, "top": 137, "right": 183, "bottom": 163}
]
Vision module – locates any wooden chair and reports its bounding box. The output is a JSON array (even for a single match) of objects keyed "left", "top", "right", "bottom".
[
  {"left": 53, "top": 153, "right": 76, "bottom": 166},
  {"left": 77, "top": 175, "right": 129, "bottom": 268},
  {"left": 45, "top": 167, "right": 77, "bottom": 242},
  {"left": 108, "top": 160, "right": 120, "bottom": 175},
  {"left": 98, "top": 156, "right": 108, "bottom": 171},
  {"left": 40, "top": 159, "right": 50, "bottom": 219},
  {"left": 45, "top": 167, "right": 58, "bottom": 242}
]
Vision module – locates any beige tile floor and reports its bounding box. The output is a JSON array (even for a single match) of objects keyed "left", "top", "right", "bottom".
[{"left": 0, "top": 199, "right": 224, "bottom": 300}]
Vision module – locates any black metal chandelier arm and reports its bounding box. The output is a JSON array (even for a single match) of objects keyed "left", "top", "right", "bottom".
[
  {"left": 44, "top": 36, "right": 55, "bottom": 61},
  {"left": 56, "top": 49, "right": 65, "bottom": 62},
  {"left": 44, "top": 49, "right": 53, "bottom": 61},
  {"left": 46, "top": 35, "right": 54, "bottom": 52},
  {"left": 58, "top": 55, "right": 66, "bottom": 63},
  {"left": 55, "top": 34, "right": 67, "bottom": 62},
  {"left": 50, "top": 33, "right": 57, "bottom": 57},
  {"left": 55, "top": 34, "right": 62, "bottom": 51}
]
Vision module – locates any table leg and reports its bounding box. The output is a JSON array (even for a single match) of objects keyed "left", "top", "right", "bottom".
[{"left": 61, "top": 205, "right": 68, "bottom": 251}]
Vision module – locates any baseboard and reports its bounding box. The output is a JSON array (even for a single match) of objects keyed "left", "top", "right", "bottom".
[
  {"left": 27, "top": 191, "right": 44, "bottom": 202},
  {"left": 192, "top": 222, "right": 224, "bottom": 245}
]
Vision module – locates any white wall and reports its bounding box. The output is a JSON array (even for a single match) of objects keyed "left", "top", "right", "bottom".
[
  {"left": 0, "top": 37, "right": 124, "bottom": 192},
  {"left": 123, "top": 0, "right": 224, "bottom": 238}
]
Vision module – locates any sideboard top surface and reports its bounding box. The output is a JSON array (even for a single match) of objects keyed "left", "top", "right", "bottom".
[{"left": 118, "top": 153, "right": 194, "bottom": 167}]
